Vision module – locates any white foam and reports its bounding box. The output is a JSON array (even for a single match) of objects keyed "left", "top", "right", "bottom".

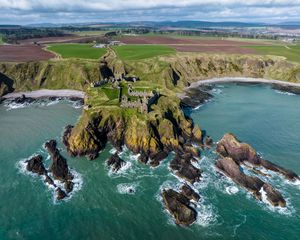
[
  {"left": 194, "top": 200, "right": 218, "bottom": 227},
  {"left": 117, "top": 182, "right": 138, "bottom": 195},
  {"left": 225, "top": 186, "right": 239, "bottom": 195},
  {"left": 211, "top": 88, "right": 222, "bottom": 95},
  {"left": 275, "top": 90, "right": 296, "bottom": 96},
  {"left": 4, "top": 102, "right": 29, "bottom": 110},
  {"left": 109, "top": 148, "right": 117, "bottom": 154}
]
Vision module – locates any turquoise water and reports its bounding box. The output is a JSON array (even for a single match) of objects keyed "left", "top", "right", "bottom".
[{"left": 0, "top": 84, "right": 300, "bottom": 240}]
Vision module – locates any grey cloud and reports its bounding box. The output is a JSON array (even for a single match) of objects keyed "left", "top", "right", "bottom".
[{"left": 0, "top": 0, "right": 299, "bottom": 24}]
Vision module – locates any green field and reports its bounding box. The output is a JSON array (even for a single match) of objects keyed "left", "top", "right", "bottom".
[
  {"left": 246, "top": 44, "right": 300, "bottom": 63},
  {"left": 48, "top": 44, "right": 107, "bottom": 59},
  {"left": 0, "top": 35, "right": 4, "bottom": 44},
  {"left": 113, "top": 45, "right": 176, "bottom": 60}
]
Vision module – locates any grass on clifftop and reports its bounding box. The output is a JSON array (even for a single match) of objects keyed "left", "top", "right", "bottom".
[
  {"left": 245, "top": 44, "right": 300, "bottom": 63},
  {"left": 0, "top": 35, "right": 4, "bottom": 44},
  {"left": 113, "top": 45, "right": 176, "bottom": 60},
  {"left": 48, "top": 43, "right": 107, "bottom": 59}
]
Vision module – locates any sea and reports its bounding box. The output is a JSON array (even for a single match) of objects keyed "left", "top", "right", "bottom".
[{"left": 0, "top": 83, "right": 300, "bottom": 240}]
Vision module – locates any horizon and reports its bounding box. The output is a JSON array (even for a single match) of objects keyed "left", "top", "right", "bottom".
[{"left": 1, "top": 0, "right": 300, "bottom": 25}]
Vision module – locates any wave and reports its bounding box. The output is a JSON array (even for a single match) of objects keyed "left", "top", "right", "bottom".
[
  {"left": 3, "top": 98, "right": 83, "bottom": 111},
  {"left": 274, "top": 90, "right": 296, "bottom": 96},
  {"left": 117, "top": 182, "right": 138, "bottom": 195}
]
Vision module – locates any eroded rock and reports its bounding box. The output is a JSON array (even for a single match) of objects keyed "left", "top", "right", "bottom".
[
  {"left": 107, "top": 152, "right": 126, "bottom": 172},
  {"left": 170, "top": 153, "right": 202, "bottom": 183},
  {"left": 45, "top": 140, "right": 73, "bottom": 182},
  {"left": 56, "top": 187, "right": 67, "bottom": 200},
  {"left": 181, "top": 184, "right": 200, "bottom": 202},
  {"left": 25, "top": 155, "right": 46, "bottom": 175},
  {"left": 162, "top": 189, "right": 197, "bottom": 226},
  {"left": 216, "top": 133, "right": 299, "bottom": 181},
  {"left": 216, "top": 157, "right": 286, "bottom": 207}
]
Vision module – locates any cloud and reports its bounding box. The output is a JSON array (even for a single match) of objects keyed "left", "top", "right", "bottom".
[{"left": 0, "top": 0, "right": 299, "bottom": 24}]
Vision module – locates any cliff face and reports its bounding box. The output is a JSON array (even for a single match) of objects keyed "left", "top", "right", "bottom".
[
  {"left": 0, "top": 60, "right": 101, "bottom": 97},
  {"left": 165, "top": 54, "right": 300, "bottom": 88}
]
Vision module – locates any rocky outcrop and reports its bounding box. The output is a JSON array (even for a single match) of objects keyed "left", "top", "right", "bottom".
[
  {"left": 162, "top": 189, "right": 197, "bottom": 226},
  {"left": 106, "top": 153, "right": 126, "bottom": 172},
  {"left": 216, "top": 157, "right": 286, "bottom": 207},
  {"left": 180, "top": 87, "right": 213, "bottom": 109},
  {"left": 65, "top": 95, "right": 203, "bottom": 167},
  {"left": 64, "top": 181, "right": 74, "bottom": 193},
  {"left": 23, "top": 146, "right": 75, "bottom": 201},
  {"left": 45, "top": 140, "right": 73, "bottom": 182},
  {"left": 170, "top": 153, "right": 202, "bottom": 183},
  {"left": 204, "top": 136, "right": 213, "bottom": 148},
  {"left": 56, "top": 187, "right": 67, "bottom": 200},
  {"left": 25, "top": 155, "right": 46, "bottom": 175},
  {"left": 216, "top": 133, "right": 299, "bottom": 181},
  {"left": 181, "top": 184, "right": 200, "bottom": 202}
]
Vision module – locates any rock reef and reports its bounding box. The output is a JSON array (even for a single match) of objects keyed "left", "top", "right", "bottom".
[
  {"left": 170, "top": 153, "right": 202, "bottom": 183},
  {"left": 216, "top": 133, "right": 299, "bottom": 181},
  {"left": 107, "top": 153, "right": 126, "bottom": 172},
  {"left": 216, "top": 133, "right": 299, "bottom": 207},
  {"left": 162, "top": 188, "right": 198, "bottom": 226},
  {"left": 24, "top": 139, "right": 75, "bottom": 201}
]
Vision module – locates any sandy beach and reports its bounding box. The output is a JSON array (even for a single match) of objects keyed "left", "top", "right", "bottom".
[
  {"left": 188, "top": 77, "right": 300, "bottom": 89},
  {"left": 2, "top": 89, "right": 85, "bottom": 99}
]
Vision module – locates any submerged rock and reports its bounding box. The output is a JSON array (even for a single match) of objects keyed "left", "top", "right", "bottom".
[
  {"left": 272, "top": 84, "right": 300, "bottom": 95},
  {"left": 14, "top": 94, "right": 34, "bottom": 104},
  {"left": 162, "top": 189, "right": 197, "bottom": 226},
  {"left": 44, "top": 174, "right": 56, "bottom": 187},
  {"left": 180, "top": 87, "right": 213, "bottom": 109},
  {"left": 64, "top": 181, "right": 74, "bottom": 193},
  {"left": 216, "top": 133, "right": 299, "bottom": 181},
  {"left": 45, "top": 140, "right": 73, "bottom": 182},
  {"left": 25, "top": 155, "right": 46, "bottom": 175},
  {"left": 170, "top": 153, "right": 202, "bottom": 183},
  {"left": 107, "top": 152, "right": 126, "bottom": 172}
]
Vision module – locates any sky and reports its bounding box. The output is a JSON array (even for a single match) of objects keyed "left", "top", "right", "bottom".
[{"left": 0, "top": 0, "right": 300, "bottom": 25}]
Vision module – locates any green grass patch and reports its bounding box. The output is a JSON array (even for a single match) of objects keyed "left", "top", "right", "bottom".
[
  {"left": 245, "top": 44, "right": 300, "bottom": 63},
  {"left": 102, "top": 87, "right": 119, "bottom": 100},
  {"left": 48, "top": 43, "right": 107, "bottom": 59},
  {"left": 113, "top": 45, "right": 176, "bottom": 60},
  {"left": 0, "top": 35, "right": 4, "bottom": 44}
]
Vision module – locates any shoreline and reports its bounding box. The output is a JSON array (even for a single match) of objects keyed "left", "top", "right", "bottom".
[
  {"left": 2, "top": 89, "right": 85, "bottom": 100},
  {"left": 178, "top": 77, "right": 300, "bottom": 108},
  {"left": 188, "top": 77, "right": 300, "bottom": 89}
]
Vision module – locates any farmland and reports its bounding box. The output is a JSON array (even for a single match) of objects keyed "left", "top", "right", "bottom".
[
  {"left": 0, "top": 45, "right": 55, "bottom": 62},
  {"left": 48, "top": 43, "right": 107, "bottom": 59},
  {"left": 245, "top": 44, "right": 300, "bottom": 63},
  {"left": 113, "top": 44, "right": 176, "bottom": 60},
  {"left": 118, "top": 35, "right": 270, "bottom": 54}
]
